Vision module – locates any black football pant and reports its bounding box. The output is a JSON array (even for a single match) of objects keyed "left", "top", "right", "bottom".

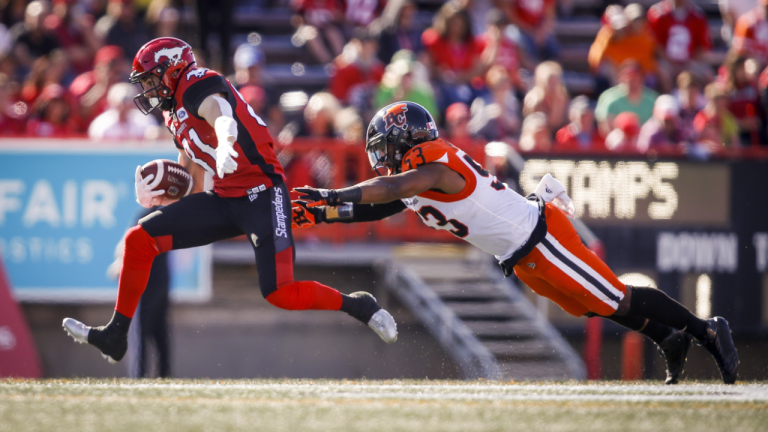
[{"left": 139, "top": 183, "right": 295, "bottom": 298}]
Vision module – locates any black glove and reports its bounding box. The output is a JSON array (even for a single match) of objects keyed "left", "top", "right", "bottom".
[
  {"left": 293, "top": 187, "right": 341, "bottom": 207},
  {"left": 292, "top": 200, "right": 326, "bottom": 229},
  {"left": 292, "top": 185, "right": 362, "bottom": 207}
]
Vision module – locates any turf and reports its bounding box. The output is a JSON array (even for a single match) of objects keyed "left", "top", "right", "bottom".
[{"left": 1, "top": 379, "right": 767, "bottom": 432}]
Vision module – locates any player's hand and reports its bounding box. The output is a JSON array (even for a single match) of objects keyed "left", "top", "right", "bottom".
[
  {"left": 292, "top": 186, "right": 342, "bottom": 207},
  {"left": 292, "top": 200, "right": 325, "bottom": 228},
  {"left": 215, "top": 140, "right": 239, "bottom": 178},
  {"left": 135, "top": 165, "right": 165, "bottom": 208}
]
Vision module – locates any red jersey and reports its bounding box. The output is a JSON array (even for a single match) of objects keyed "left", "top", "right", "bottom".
[
  {"left": 511, "top": 0, "right": 554, "bottom": 28},
  {"left": 475, "top": 32, "right": 521, "bottom": 73},
  {"left": 733, "top": 7, "right": 768, "bottom": 63},
  {"left": 345, "top": 0, "right": 387, "bottom": 27},
  {"left": 164, "top": 68, "right": 285, "bottom": 198},
  {"left": 647, "top": 0, "right": 712, "bottom": 63},
  {"left": 421, "top": 28, "right": 483, "bottom": 73},
  {"left": 329, "top": 60, "right": 384, "bottom": 103},
  {"left": 555, "top": 124, "right": 605, "bottom": 151}
]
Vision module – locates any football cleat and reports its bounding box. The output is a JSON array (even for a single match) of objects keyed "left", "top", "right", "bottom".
[
  {"left": 700, "top": 317, "right": 739, "bottom": 384},
  {"left": 368, "top": 309, "right": 398, "bottom": 344},
  {"left": 62, "top": 315, "right": 129, "bottom": 364},
  {"left": 657, "top": 331, "right": 693, "bottom": 385}
]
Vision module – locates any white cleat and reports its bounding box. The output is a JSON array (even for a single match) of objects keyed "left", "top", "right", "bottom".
[
  {"left": 62, "top": 317, "right": 123, "bottom": 364},
  {"left": 62, "top": 318, "right": 90, "bottom": 344},
  {"left": 368, "top": 309, "right": 398, "bottom": 343}
]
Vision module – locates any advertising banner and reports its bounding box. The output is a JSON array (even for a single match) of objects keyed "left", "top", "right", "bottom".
[
  {"left": 0, "top": 142, "right": 211, "bottom": 303},
  {"left": 518, "top": 156, "right": 768, "bottom": 331}
]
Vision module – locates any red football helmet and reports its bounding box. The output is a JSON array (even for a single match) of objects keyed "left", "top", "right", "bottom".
[{"left": 129, "top": 37, "right": 196, "bottom": 114}]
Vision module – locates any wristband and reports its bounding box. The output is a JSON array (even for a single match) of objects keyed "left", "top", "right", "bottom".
[
  {"left": 325, "top": 203, "right": 354, "bottom": 222},
  {"left": 335, "top": 186, "right": 363, "bottom": 204}
]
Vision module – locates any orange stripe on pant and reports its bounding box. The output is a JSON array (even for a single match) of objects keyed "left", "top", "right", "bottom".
[{"left": 514, "top": 203, "right": 626, "bottom": 317}]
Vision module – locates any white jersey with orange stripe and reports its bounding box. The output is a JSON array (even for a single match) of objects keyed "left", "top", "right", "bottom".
[{"left": 399, "top": 139, "right": 539, "bottom": 260}]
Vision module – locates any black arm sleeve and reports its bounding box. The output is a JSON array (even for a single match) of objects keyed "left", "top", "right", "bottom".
[
  {"left": 182, "top": 75, "right": 232, "bottom": 119},
  {"left": 328, "top": 200, "right": 408, "bottom": 224}
]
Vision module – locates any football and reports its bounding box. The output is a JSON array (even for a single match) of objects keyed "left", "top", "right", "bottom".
[{"left": 140, "top": 159, "right": 193, "bottom": 200}]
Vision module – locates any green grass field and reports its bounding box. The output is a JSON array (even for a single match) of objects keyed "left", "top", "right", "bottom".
[{"left": 2, "top": 379, "right": 767, "bottom": 432}]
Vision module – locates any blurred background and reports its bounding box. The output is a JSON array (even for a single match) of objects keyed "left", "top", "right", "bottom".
[{"left": 0, "top": 0, "right": 767, "bottom": 382}]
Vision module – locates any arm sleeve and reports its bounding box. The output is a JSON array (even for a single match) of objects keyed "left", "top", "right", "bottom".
[
  {"left": 328, "top": 200, "right": 408, "bottom": 223},
  {"left": 182, "top": 75, "right": 232, "bottom": 119}
]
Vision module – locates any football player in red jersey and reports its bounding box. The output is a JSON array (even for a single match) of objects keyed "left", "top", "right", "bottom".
[
  {"left": 291, "top": 101, "right": 739, "bottom": 384},
  {"left": 62, "top": 37, "right": 397, "bottom": 363}
]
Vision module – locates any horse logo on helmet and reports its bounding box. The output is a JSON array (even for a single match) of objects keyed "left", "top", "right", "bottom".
[{"left": 154, "top": 46, "right": 187, "bottom": 66}]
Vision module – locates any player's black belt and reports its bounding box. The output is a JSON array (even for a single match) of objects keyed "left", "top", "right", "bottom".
[{"left": 498, "top": 193, "right": 548, "bottom": 277}]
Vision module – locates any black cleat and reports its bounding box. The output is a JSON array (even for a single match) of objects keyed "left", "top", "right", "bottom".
[
  {"left": 701, "top": 317, "right": 739, "bottom": 384},
  {"left": 62, "top": 312, "right": 131, "bottom": 363},
  {"left": 657, "top": 331, "right": 693, "bottom": 385}
]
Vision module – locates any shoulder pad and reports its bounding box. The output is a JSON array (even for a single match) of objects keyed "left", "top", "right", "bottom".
[
  {"left": 402, "top": 139, "right": 455, "bottom": 171},
  {"left": 183, "top": 68, "right": 218, "bottom": 83}
]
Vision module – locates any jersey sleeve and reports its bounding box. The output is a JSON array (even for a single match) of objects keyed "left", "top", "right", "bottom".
[
  {"left": 173, "top": 136, "right": 183, "bottom": 150},
  {"left": 401, "top": 139, "right": 453, "bottom": 172},
  {"left": 182, "top": 74, "right": 232, "bottom": 119}
]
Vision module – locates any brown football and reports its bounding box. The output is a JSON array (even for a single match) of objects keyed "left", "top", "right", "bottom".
[{"left": 140, "top": 159, "right": 193, "bottom": 200}]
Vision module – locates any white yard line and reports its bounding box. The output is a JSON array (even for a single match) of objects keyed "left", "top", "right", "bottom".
[{"left": 4, "top": 382, "right": 768, "bottom": 403}]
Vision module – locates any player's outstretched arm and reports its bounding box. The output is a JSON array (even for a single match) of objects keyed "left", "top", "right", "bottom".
[
  {"left": 292, "top": 200, "right": 407, "bottom": 229},
  {"left": 293, "top": 163, "right": 450, "bottom": 207}
]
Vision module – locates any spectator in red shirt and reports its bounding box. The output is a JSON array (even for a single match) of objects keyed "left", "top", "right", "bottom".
[
  {"left": 291, "top": 0, "right": 346, "bottom": 64},
  {"left": 506, "top": 0, "right": 559, "bottom": 61},
  {"left": 555, "top": 96, "right": 604, "bottom": 151},
  {"left": 69, "top": 45, "right": 129, "bottom": 132},
  {"left": 345, "top": 0, "right": 386, "bottom": 29},
  {"left": 731, "top": 0, "right": 768, "bottom": 64},
  {"left": 477, "top": 8, "right": 533, "bottom": 93},
  {"left": 693, "top": 81, "right": 741, "bottom": 151},
  {"left": 724, "top": 54, "right": 763, "bottom": 145},
  {"left": 26, "top": 83, "right": 77, "bottom": 137},
  {"left": 329, "top": 29, "right": 384, "bottom": 109},
  {"left": 604, "top": 111, "right": 641, "bottom": 152},
  {"left": 647, "top": 0, "right": 713, "bottom": 90},
  {"left": 422, "top": 2, "right": 484, "bottom": 110},
  {"left": 0, "top": 72, "right": 26, "bottom": 135},
  {"left": 19, "top": 50, "right": 67, "bottom": 106},
  {"left": 44, "top": 0, "right": 99, "bottom": 75},
  {"left": 445, "top": 101, "right": 472, "bottom": 142}
]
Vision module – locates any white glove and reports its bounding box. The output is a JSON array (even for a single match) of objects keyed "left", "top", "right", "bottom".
[
  {"left": 214, "top": 116, "right": 239, "bottom": 178},
  {"left": 135, "top": 165, "right": 165, "bottom": 208},
  {"left": 533, "top": 173, "right": 575, "bottom": 218},
  {"left": 215, "top": 139, "right": 239, "bottom": 178}
]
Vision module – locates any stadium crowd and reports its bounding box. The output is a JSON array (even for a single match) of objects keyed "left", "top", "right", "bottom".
[{"left": 1, "top": 0, "right": 768, "bottom": 158}]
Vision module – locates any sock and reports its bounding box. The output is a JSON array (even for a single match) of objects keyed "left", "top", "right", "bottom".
[
  {"left": 340, "top": 292, "right": 381, "bottom": 324},
  {"left": 266, "top": 280, "right": 343, "bottom": 310},
  {"left": 603, "top": 315, "right": 674, "bottom": 345},
  {"left": 626, "top": 286, "right": 710, "bottom": 341},
  {"left": 115, "top": 226, "right": 168, "bottom": 318}
]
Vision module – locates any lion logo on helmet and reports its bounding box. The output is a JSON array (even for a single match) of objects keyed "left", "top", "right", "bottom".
[
  {"left": 154, "top": 46, "right": 187, "bottom": 66},
  {"left": 383, "top": 103, "right": 408, "bottom": 131}
]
